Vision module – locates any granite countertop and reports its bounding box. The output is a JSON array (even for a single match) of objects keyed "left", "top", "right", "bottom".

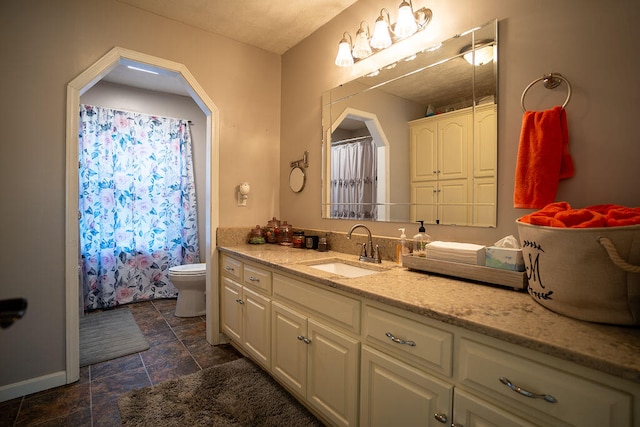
[{"left": 218, "top": 244, "right": 640, "bottom": 382}]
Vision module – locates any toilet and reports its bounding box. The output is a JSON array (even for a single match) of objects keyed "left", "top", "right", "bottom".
[{"left": 168, "top": 263, "right": 206, "bottom": 317}]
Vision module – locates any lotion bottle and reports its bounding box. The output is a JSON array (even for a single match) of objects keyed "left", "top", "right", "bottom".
[
  {"left": 413, "top": 220, "right": 431, "bottom": 257},
  {"left": 396, "top": 228, "right": 409, "bottom": 265}
]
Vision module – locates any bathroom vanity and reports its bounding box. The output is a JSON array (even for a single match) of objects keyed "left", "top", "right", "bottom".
[{"left": 218, "top": 245, "right": 640, "bottom": 427}]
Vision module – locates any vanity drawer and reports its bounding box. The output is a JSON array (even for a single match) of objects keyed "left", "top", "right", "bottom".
[
  {"left": 363, "top": 305, "right": 453, "bottom": 377},
  {"left": 273, "top": 273, "right": 360, "bottom": 334},
  {"left": 458, "top": 338, "right": 633, "bottom": 427},
  {"left": 243, "top": 263, "right": 272, "bottom": 294},
  {"left": 221, "top": 254, "right": 242, "bottom": 280}
]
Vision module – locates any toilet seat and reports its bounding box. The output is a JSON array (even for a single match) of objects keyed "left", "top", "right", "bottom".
[{"left": 169, "top": 263, "right": 206, "bottom": 276}]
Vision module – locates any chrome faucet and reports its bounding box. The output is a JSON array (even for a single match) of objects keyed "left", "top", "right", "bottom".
[{"left": 346, "top": 224, "right": 381, "bottom": 264}]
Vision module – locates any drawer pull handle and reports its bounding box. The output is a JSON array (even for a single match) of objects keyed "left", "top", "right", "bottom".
[
  {"left": 499, "top": 377, "right": 557, "bottom": 403},
  {"left": 235, "top": 299, "right": 244, "bottom": 305},
  {"left": 385, "top": 332, "right": 416, "bottom": 347},
  {"left": 225, "top": 266, "right": 235, "bottom": 272},
  {"left": 297, "top": 335, "right": 310, "bottom": 344},
  {"left": 248, "top": 275, "right": 260, "bottom": 282},
  {"left": 433, "top": 413, "right": 447, "bottom": 423}
]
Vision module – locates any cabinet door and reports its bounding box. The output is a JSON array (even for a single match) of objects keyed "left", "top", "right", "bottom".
[
  {"left": 453, "top": 388, "right": 537, "bottom": 427},
  {"left": 438, "top": 179, "right": 469, "bottom": 226},
  {"left": 221, "top": 277, "right": 242, "bottom": 342},
  {"left": 307, "top": 319, "right": 359, "bottom": 427},
  {"left": 271, "top": 302, "right": 307, "bottom": 397},
  {"left": 410, "top": 120, "right": 438, "bottom": 181},
  {"left": 473, "top": 104, "right": 497, "bottom": 178},
  {"left": 360, "top": 346, "right": 453, "bottom": 427},
  {"left": 438, "top": 114, "right": 469, "bottom": 181},
  {"left": 472, "top": 176, "right": 495, "bottom": 226},
  {"left": 411, "top": 181, "right": 437, "bottom": 223},
  {"left": 242, "top": 287, "right": 271, "bottom": 368}
]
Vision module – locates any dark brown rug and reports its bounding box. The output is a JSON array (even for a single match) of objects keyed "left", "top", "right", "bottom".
[{"left": 118, "top": 358, "right": 324, "bottom": 426}]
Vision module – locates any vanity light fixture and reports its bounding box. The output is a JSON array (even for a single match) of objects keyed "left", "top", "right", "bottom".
[
  {"left": 335, "top": 2, "right": 433, "bottom": 67},
  {"left": 335, "top": 32, "right": 354, "bottom": 67}
]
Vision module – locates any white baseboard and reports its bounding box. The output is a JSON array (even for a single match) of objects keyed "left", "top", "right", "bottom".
[{"left": 0, "top": 371, "right": 67, "bottom": 403}]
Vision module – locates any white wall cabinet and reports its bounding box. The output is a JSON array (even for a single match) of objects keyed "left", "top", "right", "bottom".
[{"left": 409, "top": 104, "right": 496, "bottom": 225}]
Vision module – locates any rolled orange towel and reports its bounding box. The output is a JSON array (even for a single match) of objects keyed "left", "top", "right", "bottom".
[
  {"left": 555, "top": 209, "right": 607, "bottom": 228},
  {"left": 605, "top": 207, "right": 640, "bottom": 226}
]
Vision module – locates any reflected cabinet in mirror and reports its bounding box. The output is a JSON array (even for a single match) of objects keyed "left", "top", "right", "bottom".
[{"left": 322, "top": 20, "right": 497, "bottom": 227}]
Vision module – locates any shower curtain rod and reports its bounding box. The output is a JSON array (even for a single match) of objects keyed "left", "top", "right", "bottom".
[{"left": 331, "top": 135, "right": 372, "bottom": 146}]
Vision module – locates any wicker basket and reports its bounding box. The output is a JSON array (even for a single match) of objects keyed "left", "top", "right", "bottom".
[{"left": 516, "top": 220, "right": 640, "bottom": 325}]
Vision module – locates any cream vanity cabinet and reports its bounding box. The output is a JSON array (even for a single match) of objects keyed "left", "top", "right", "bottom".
[
  {"left": 362, "top": 301, "right": 636, "bottom": 427},
  {"left": 220, "top": 254, "right": 271, "bottom": 369},
  {"left": 410, "top": 104, "right": 496, "bottom": 225},
  {"left": 271, "top": 273, "right": 360, "bottom": 427},
  {"left": 219, "top": 251, "right": 638, "bottom": 427},
  {"left": 360, "top": 303, "right": 455, "bottom": 426}
]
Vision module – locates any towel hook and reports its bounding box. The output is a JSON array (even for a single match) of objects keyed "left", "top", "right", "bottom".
[{"left": 521, "top": 73, "right": 572, "bottom": 112}]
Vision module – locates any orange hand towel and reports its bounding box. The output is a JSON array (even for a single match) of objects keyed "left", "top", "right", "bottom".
[{"left": 514, "top": 106, "right": 574, "bottom": 209}]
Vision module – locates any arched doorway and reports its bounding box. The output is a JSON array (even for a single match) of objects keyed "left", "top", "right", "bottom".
[{"left": 65, "top": 47, "right": 220, "bottom": 383}]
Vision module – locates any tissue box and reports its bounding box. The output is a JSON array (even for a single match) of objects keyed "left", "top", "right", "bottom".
[{"left": 485, "top": 246, "right": 525, "bottom": 271}]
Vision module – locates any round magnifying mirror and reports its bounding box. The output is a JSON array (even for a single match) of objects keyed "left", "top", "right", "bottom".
[{"left": 289, "top": 166, "right": 305, "bottom": 193}]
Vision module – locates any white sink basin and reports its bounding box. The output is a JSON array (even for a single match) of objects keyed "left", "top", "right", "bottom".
[{"left": 309, "top": 262, "right": 380, "bottom": 278}]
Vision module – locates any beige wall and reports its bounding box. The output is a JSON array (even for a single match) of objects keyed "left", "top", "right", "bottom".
[
  {"left": 281, "top": 0, "right": 640, "bottom": 243},
  {"left": 0, "top": 0, "right": 280, "bottom": 389}
]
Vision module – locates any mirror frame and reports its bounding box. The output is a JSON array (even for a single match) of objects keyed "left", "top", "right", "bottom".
[
  {"left": 322, "top": 20, "right": 498, "bottom": 227},
  {"left": 289, "top": 166, "right": 306, "bottom": 193}
]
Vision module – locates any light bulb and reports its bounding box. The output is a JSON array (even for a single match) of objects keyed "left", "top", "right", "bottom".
[
  {"left": 395, "top": 1, "right": 418, "bottom": 38},
  {"left": 352, "top": 26, "right": 372, "bottom": 59},
  {"left": 370, "top": 17, "right": 392, "bottom": 49},
  {"left": 335, "top": 33, "right": 354, "bottom": 67}
]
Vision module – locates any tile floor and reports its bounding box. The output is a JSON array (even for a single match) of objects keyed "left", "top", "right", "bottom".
[{"left": 0, "top": 299, "right": 242, "bottom": 426}]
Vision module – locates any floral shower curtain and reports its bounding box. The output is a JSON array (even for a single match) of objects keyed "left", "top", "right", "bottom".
[
  {"left": 79, "top": 104, "right": 200, "bottom": 310},
  {"left": 330, "top": 138, "right": 377, "bottom": 220}
]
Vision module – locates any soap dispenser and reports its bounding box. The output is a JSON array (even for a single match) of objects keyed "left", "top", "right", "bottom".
[
  {"left": 396, "top": 228, "right": 409, "bottom": 265},
  {"left": 413, "top": 220, "right": 431, "bottom": 257}
]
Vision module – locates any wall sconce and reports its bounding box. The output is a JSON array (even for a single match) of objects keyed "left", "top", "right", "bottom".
[
  {"left": 335, "top": 1, "right": 433, "bottom": 67},
  {"left": 237, "top": 182, "right": 250, "bottom": 207}
]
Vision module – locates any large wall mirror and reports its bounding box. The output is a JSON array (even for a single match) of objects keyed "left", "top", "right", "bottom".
[{"left": 322, "top": 20, "right": 497, "bottom": 227}]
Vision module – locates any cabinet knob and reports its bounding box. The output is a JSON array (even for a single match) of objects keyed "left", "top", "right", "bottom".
[
  {"left": 225, "top": 266, "right": 235, "bottom": 272},
  {"left": 248, "top": 275, "right": 260, "bottom": 282},
  {"left": 296, "top": 335, "right": 310, "bottom": 344},
  {"left": 385, "top": 332, "right": 416, "bottom": 346},
  {"left": 499, "top": 377, "right": 557, "bottom": 403},
  {"left": 433, "top": 413, "right": 448, "bottom": 423},
  {"left": 235, "top": 299, "right": 244, "bottom": 305}
]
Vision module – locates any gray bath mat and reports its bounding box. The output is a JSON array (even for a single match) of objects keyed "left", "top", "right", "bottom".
[
  {"left": 118, "top": 358, "right": 324, "bottom": 426},
  {"left": 79, "top": 308, "right": 149, "bottom": 367}
]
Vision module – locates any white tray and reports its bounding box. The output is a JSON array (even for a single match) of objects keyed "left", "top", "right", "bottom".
[{"left": 402, "top": 254, "right": 528, "bottom": 291}]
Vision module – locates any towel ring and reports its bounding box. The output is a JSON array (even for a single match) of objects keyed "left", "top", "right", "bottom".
[{"left": 521, "top": 73, "right": 572, "bottom": 112}]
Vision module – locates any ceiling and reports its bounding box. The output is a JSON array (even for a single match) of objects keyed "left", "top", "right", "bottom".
[
  {"left": 116, "top": 0, "right": 357, "bottom": 55},
  {"left": 104, "top": 0, "right": 357, "bottom": 95}
]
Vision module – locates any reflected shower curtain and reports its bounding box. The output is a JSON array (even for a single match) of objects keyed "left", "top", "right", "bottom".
[
  {"left": 79, "top": 105, "right": 199, "bottom": 310},
  {"left": 330, "top": 138, "right": 377, "bottom": 220}
]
